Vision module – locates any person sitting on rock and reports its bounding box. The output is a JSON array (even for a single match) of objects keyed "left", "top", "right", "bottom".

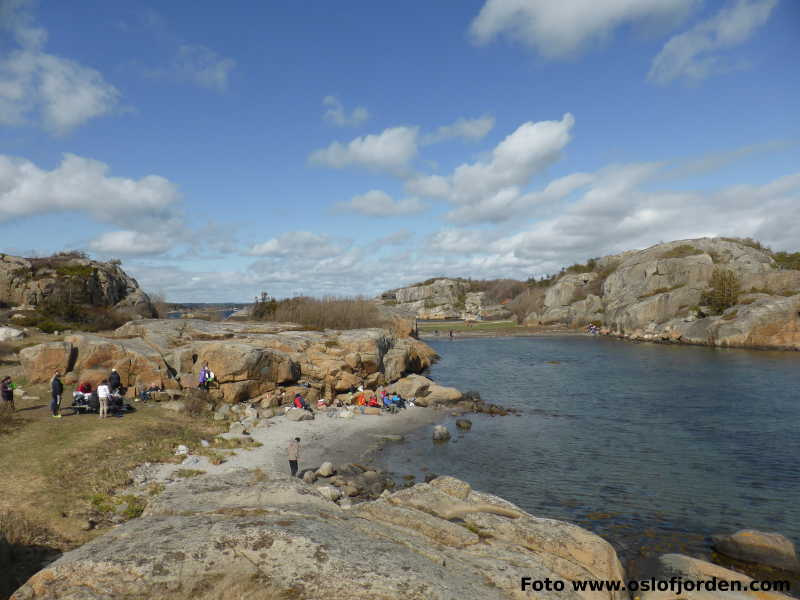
[
  {"left": 293, "top": 394, "right": 310, "bottom": 411},
  {"left": 392, "top": 393, "right": 405, "bottom": 409},
  {"left": 367, "top": 394, "right": 380, "bottom": 408},
  {"left": 78, "top": 382, "right": 92, "bottom": 395}
]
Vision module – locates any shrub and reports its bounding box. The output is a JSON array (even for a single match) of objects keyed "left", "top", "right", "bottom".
[
  {"left": 563, "top": 258, "right": 598, "bottom": 275},
  {"left": 182, "top": 393, "right": 210, "bottom": 418},
  {"left": 467, "top": 279, "right": 527, "bottom": 303},
  {"left": 254, "top": 295, "right": 387, "bottom": 330},
  {"left": 149, "top": 291, "right": 170, "bottom": 318},
  {"left": 720, "top": 237, "right": 770, "bottom": 252},
  {"left": 638, "top": 284, "right": 684, "bottom": 299},
  {"left": 507, "top": 288, "right": 545, "bottom": 323},
  {"left": 772, "top": 251, "right": 800, "bottom": 270},
  {"left": 661, "top": 245, "right": 703, "bottom": 259},
  {"left": 700, "top": 268, "right": 741, "bottom": 314},
  {"left": 527, "top": 274, "right": 558, "bottom": 288}
]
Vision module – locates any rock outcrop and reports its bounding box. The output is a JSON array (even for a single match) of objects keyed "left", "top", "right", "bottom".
[
  {"left": 12, "top": 471, "right": 626, "bottom": 600},
  {"left": 523, "top": 238, "right": 800, "bottom": 350},
  {"left": 0, "top": 253, "right": 155, "bottom": 317},
  {"left": 380, "top": 278, "right": 511, "bottom": 321},
  {"left": 19, "top": 319, "right": 438, "bottom": 403}
]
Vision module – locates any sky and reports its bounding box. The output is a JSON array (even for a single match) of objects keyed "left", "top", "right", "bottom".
[{"left": 0, "top": 0, "right": 798, "bottom": 302}]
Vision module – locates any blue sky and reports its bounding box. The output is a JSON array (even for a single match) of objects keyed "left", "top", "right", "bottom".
[{"left": 1, "top": 0, "right": 798, "bottom": 301}]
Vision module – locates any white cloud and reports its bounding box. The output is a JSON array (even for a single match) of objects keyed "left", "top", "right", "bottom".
[
  {"left": 124, "top": 168, "right": 800, "bottom": 301},
  {"left": 333, "top": 190, "right": 426, "bottom": 217},
  {"left": 309, "top": 126, "right": 419, "bottom": 174},
  {"left": 496, "top": 167, "right": 800, "bottom": 266},
  {"left": 421, "top": 115, "right": 495, "bottom": 145},
  {"left": 470, "top": 0, "right": 697, "bottom": 58},
  {"left": 323, "top": 95, "right": 369, "bottom": 127},
  {"left": 89, "top": 230, "right": 174, "bottom": 256},
  {"left": 406, "top": 113, "right": 575, "bottom": 223},
  {"left": 428, "top": 229, "right": 493, "bottom": 254},
  {"left": 0, "top": 153, "right": 180, "bottom": 226},
  {"left": 246, "top": 231, "right": 347, "bottom": 259},
  {"left": 0, "top": 0, "right": 119, "bottom": 134},
  {"left": 445, "top": 171, "right": 594, "bottom": 224},
  {"left": 649, "top": 0, "right": 777, "bottom": 84},
  {"left": 169, "top": 44, "right": 236, "bottom": 91},
  {"left": 130, "top": 9, "right": 235, "bottom": 91},
  {"left": 377, "top": 229, "right": 414, "bottom": 245}
]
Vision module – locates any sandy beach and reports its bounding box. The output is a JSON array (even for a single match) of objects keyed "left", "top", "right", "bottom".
[{"left": 136, "top": 405, "right": 448, "bottom": 484}]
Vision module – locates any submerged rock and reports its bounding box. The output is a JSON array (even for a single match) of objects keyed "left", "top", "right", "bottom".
[
  {"left": 640, "top": 553, "right": 794, "bottom": 600},
  {"left": 432, "top": 425, "right": 451, "bottom": 441},
  {"left": 712, "top": 529, "right": 800, "bottom": 573}
]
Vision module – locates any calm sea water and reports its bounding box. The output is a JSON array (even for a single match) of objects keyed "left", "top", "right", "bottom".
[{"left": 377, "top": 335, "right": 800, "bottom": 568}]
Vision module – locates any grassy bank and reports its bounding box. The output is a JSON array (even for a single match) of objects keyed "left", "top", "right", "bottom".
[{"left": 0, "top": 380, "right": 225, "bottom": 597}]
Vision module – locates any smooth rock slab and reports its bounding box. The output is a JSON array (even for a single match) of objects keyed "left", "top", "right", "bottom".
[{"left": 13, "top": 471, "right": 627, "bottom": 600}]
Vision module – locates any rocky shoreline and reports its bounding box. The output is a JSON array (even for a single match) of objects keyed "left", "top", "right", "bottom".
[{"left": 8, "top": 381, "right": 800, "bottom": 599}]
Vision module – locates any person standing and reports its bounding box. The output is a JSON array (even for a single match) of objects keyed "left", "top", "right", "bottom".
[
  {"left": 50, "top": 371, "right": 63, "bottom": 419},
  {"left": 198, "top": 363, "right": 211, "bottom": 390},
  {"left": 97, "top": 379, "right": 110, "bottom": 419},
  {"left": 109, "top": 368, "right": 121, "bottom": 394},
  {"left": 1, "top": 376, "right": 14, "bottom": 412},
  {"left": 287, "top": 437, "right": 300, "bottom": 477}
]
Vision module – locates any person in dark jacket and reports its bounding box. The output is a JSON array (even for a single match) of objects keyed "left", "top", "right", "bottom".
[
  {"left": 109, "top": 368, "right": 122, "bottom": 394},
  {"left": 1, "top": 376, "right": 14, "bottom": 412},
  {"left": 50, "top": 371, "right": 63, "bottom": 418}
]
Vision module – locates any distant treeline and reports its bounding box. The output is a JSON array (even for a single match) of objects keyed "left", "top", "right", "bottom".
[{"left": 252, "top": 294, "right": 386, "bottom": 330}]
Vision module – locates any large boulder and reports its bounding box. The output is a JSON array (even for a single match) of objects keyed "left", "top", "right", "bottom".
[
  {"left": 421, "top": 384, "right": 463, "bottom": 406},
  {"left": 712, "top": 529, "right": 800, "bottom": 573},
  {"left": 387, "top": 374, "right": 433, "bottom": 399},
  {"left": 13, "top": 472, "right": 626, "bottom": 600},
  {"left": 285, "top": 408, "right": 314, "bottom": 421},
  {"left": 0, "top": 326, "right": 24, "bottom": 342},
  {"left": 18, "top": 342, "right": 74, "bottom": 383}
]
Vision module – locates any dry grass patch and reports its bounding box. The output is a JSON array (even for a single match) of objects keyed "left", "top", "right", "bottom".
[
  {"left": 174, "top": 469, "right": 206, "bottom": 478},
  {"left": 638, "top": 285, "right": 684, "bottom": 300},
  {"left": 0, "top": 399, "right": 224, "bottom": 545},
  {"left": 661, "top": 245, "right": 703, "bottom": 259}
]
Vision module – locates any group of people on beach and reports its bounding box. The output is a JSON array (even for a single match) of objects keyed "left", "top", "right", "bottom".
[
  {"left": 290, "top": 386, "right": 412, "bottom": 416},
  {"left": 585, "top": 323, "right": 600, "bottom": 335}
]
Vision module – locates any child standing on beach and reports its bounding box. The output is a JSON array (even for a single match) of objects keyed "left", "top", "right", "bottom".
[{"left": 287, "top": 437, "right": 300, "bottom": 477}]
